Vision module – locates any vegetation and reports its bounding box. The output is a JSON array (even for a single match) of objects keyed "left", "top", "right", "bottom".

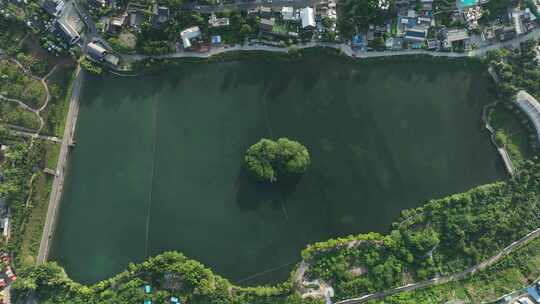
[
  {"left": 0, "top": 59, "right": 47, "bottom": 108},
  {"left": 371, "top": 232, "right": 540, "bottom": 303},
  {"left": 338, "top": 0, "right": 393, "bottom": 39},
  {"left": 487, "top": 39, "right": 540, "bottom": 100},
  {"left": 80, "top": 58, "right": 103, "bottom": 75},
  {"left": 244, "top": 138, "right": 310, "bottom": 182},
  {"left": 12, "top": 251, "right": 324, "bottom": 304}
]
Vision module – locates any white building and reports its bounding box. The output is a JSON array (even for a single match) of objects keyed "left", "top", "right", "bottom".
[
  {"left": 180, "top": 26, "right": 201, "bottom": 48},
  {"left": 516, "top": 90, "right": 540, "bottom": 143},
  {"left": 300, "top": 7, "right": 315, "bottom": 29},
  {"left": 282, "top": 6, "right": 295, "bottom": 21}
]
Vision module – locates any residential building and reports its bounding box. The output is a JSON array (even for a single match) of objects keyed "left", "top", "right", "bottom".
[
  {"left": 54, "top": 19, "right": 80, "bottom": 45},
  {"left": 152, "top": 4, "right": 169, "bottom": 28},
  {"left": 87, "top": 42, "right": 107, "bottom": 60},
  {"left": 300, "top": 7, "right": 316, "bottom": 29},
  {"left": 259, "top": 18, "right": 275, "bottom": 33},
  {"left": 209, "top": 13, "right": 230, "bottom": 27},
  {"left": 180, "top": 26, "right": 201, "bottom": 49},
  {"left": 259, "top": 6, "right": 273, "bottom": 19},
  {"left": 282, "top": 6, "right": 295, "bottom": 21},
  {"left": 104, "top": 54, "right": 119, "bottom": 66},
  {"left": 404, "top": 27, "right": 427, "bottom": 42},
  {"left": 42, "top": 0, "right": 65, "bottom": 17}
]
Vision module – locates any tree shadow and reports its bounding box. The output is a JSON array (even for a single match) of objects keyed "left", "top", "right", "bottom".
[{"left": 235, "top": 169, "right": 302, "bottom": 212}]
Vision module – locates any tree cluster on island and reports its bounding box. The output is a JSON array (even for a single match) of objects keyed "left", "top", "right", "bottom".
[{"left": 244, "top": 138, "right": 310, "bottom": 183}]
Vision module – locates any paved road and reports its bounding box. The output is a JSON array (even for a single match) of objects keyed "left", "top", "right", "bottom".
[
  {"left": 123, "top": 27, "right": 540, "bottom": 64},
  {"left": 188, "top": 0, "right": 321, "bottom": 13},
  {"left": 36, "top": 66, "right": 83, "bottom": 264},
  {"left": 334, "top": 226, "right": 540, "bottom": 304},
  {"left": 10, "top": 130, "right": 61, "bottom": 143}
]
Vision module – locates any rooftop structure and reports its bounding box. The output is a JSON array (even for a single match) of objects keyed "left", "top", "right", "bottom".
[
  {"left": 211, "top": 35, "right": 222, "bottom": 44},
  {"left": 282, "top": 6, "right": 295, "bottom": 21},
  {"left": 54, "top": 19, "right": 80, "bottom": 45},
  {"left": 180, "top": 26, "right": 201, "bottom": 48},
  {"left": 300, "top": 7, "right": 316, "bottom": 29},
  {"left": 516, "top": 90, "right": 540, "bottom": 143},
  {"left": 209, "top": 13, "right": 230, "bottom": 27},
  {"left": 42, "top": 0, "right": 65, "bottom": 17},
  {"left": 446, "top": 28, "right": 469, "bottom": 42},
  {"left": 259, "top": 18, "right": 275, "bottom": 33},
  {"left": 527, "top": 287, "right": 540, "bottom": 303},
  {"left": 404, "top": 27, "right": 427, "bottom": 42},
  {"left": 104, "top": 54, "right": 119, "bottom": 66},
  {"left": 87, "top": 42, "right": 107, "bottom": 60}
]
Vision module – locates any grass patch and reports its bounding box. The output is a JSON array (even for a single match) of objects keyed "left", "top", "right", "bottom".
[
  {"left": 489, "top": 102, "right": 535, "bottom": 168},
  {"left": 45, "top": 142, "right": 60, "bottom": 169},
  {"left": 18, "top": 173, "right": 52, "bottom": 268},
  {"left": 43, "top": 65, "right": 75, "bottom": 137}
]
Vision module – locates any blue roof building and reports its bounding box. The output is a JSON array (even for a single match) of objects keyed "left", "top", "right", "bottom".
[
  {"left": 351, "top": 34, "right": 366, "bottom": 49},
  {"left": 211, "top": 35, "right": 222, "bottom": 44},
  {"left": 144, "top": 285, "right": 152, "bottom": 294},
  {"left": 527, "top": 286, "right": 540, "bottom": 303}
]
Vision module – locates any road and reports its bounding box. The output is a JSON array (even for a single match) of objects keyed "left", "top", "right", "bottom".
[
  {"left": 334, "top": 226, "right": 540, "bottom": 304},
  {"left": 187, "top": 0, "right": 321, "bottom": 13},
  {"left": 123, "top": 27, "right": 540, "bottom": 64},
  {"left": 36, "top": 66, "right": 83, "bottom": 264}
]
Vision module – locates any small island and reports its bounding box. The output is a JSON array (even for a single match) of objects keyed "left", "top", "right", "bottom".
[{"left": 244, "top": 138, "right": 311, "bottom": 183}]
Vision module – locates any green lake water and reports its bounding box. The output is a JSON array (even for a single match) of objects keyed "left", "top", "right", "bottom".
[{"left": 50, "top": 53, "right": 504, "bottom": 285}]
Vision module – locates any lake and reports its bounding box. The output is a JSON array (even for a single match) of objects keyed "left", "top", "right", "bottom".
[{"left": 50, "top": 52, "right": 504, "bottom": 285}]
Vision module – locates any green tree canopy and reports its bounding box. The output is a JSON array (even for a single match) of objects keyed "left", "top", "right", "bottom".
[{"left": 244, "top": 138, "right": 310, "bottom": 182}]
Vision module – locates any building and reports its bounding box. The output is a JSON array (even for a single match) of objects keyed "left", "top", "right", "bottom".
[
  {"left": 259, "top": 18, "right": 275, "bottom": 33},
  {"left": 385, "top": 37, "right": 403, "bottom": 50},
  {"left": 108, "top": 14, "right": 126, "bottom": 33},
  {"left": 208, "top": 13, "right": 230, "bottom": 27},
  {"left": 426, "top": 39, "right": 439, "bottom": 49},
  {"left": 446, "top": 28, "right": 469, "bottom": 43},
  {"left": 527, "top": 286, "right": 540, "bottom": 303},
  {"left": 104, "top": 54, "right": 119, "bottom": 66},
  {"left": 404, "top": 27, "right": 427, "bottom": 42},
  {"left": 180, "top": 26, "right": 201, "bottom": 49},
  {"left": 259, "top": 6, "right": 273, "bottom": 18},
  {"left": 282, "top": 6, "right": 295, "bottom": 21},
  {"left": 42, "top": 0, "right": 65, "bottom": 17},
  {"left": 300, "top": 7, "right": 315, "bottom": 29},
  {"left": 87, "top": 42, "right": 107, "bottom": 60},
  {"left": 351, "top": 34, "right": 366, "bottom": 49},
  {"left": 54, "top": 19, "right": 80, "bottom": 45},
  {"left": 152, "top": 5, "right": 169, "bottom": 28},
  {"left": 516, "top": 90, "right": 540, "bottom": 144},
  {"left": 211, "top": 35, "right": 222, "bottom": 44}
]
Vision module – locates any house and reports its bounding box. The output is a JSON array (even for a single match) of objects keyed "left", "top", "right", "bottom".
[
  {"left": 445, "top": 28, "right": 469, "bottom": 43},
  {"left": 208, "top": 13, "right": 230, "bottom": 27},
  {"left": 129, "top": 11, "right": 145, "bottom": 29},
  {"left": 385, "top": 37, "right": 403, "bottom": 50},
  {"left": 300, "top": 7, "right": 315, "bottom": 29},
  {"left": 108, "top": 14, "right": 126, "bottom": 33},
  {"left": 54, "top": 19, "right": 80, "bottom": 45},
  {"left": 351, "top": 34, "right": 366, "bottom": 49},
  {"left": 282, "top": 6, "right": 295, "bottom": 21},
  {"left": 170, "top": 297, "right": 180, "bottom": 304},
  {"left": 259, "top": 18, "right": 275, "bottom": 33},
  {"left": 152, "top": 4, "right": 169, "bottom": 28},
  {"left": 42, "top": 0, "right": 65, "bottom": 17},
  {"left": 426, "top": 39, "right": 439, "bottom": 49},
  {"left": 87, "top": 42, "right": 107, "bottom": 60},
  {"left": 180, "top": 26, "right": 201, "bottom": 49},
  {"left": 527, "top": 286, "right": 540, "bottom": 303},
  {"left": 211, "top": 35, "right": 222, "bottom": 44},
  {"left": 404, "top": 27, "right": 427, "bottom": 42},
  {"left": 259, "top": 6, "right": 273, "bottom": 18}
]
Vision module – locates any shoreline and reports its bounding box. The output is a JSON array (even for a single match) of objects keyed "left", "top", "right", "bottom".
[{"left": 37, "top": 66, "right": 83, "bottom": 264}]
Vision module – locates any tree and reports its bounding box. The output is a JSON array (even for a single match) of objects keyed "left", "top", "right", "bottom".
[{"left": 244, "top": 138, "right": 310, "bottom": 183}]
